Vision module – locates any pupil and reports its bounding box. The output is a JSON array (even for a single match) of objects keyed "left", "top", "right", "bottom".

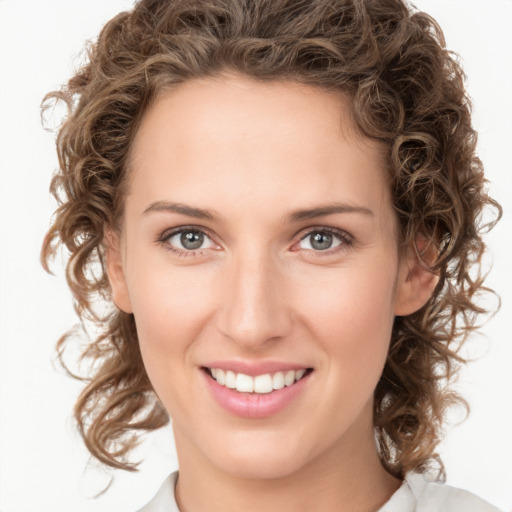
[
  {"left": 181, "top": 231, "right": 203, "bottom": 250},
  {"left": 311, "top": 232, "right": 332, "bottom": 250}
]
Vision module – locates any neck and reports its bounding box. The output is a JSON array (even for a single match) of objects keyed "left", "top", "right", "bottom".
[{"left": 173, "top": 406, "right": 401, "bottom": 512}]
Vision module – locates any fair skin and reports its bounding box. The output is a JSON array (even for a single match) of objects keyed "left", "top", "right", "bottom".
[{"left": 107, "top": 73, "right": 437, "bottom": 512}]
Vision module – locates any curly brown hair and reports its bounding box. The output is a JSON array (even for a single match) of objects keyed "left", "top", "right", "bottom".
[{"left": 41, "top": 0, "right": 500, "bottom": 477}]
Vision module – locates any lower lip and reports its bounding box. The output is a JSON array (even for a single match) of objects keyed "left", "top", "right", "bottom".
[{"left": 202, "top": 370, "right": 311, "bottom": 419}]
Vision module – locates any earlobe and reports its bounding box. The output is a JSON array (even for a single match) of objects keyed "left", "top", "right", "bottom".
[
  {"left": 394, "top": 240, "right": 439, "bottom": 317},
  {"left": 104, "top": 229, "right": 133, "bottom": 314}
]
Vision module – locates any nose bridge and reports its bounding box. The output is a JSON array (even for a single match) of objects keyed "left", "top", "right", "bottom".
[{"left": 216, "top": 245, "right": 291, "bottom": 348}]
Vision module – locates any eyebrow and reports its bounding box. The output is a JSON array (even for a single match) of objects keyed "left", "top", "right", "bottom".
[
  {"left": 143, "top": 201, "right": 220, "bottom": 220},
  {"left": 142, "top": 200, "right": 374, "bottom": 222},
  {"left": 287, "top": 203, "right": 374, "bottom": 222}
]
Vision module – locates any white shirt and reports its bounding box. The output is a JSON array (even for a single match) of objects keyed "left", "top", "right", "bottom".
[{"left": 137, "top": 471, "right": 502, "bottom": 512}]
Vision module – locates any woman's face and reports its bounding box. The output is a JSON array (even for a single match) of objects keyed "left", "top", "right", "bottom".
[{"left": 108, "top": 74, "right": 423, "bottom": 479}]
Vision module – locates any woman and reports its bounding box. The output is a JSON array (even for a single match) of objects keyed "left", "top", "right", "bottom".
[{"left": 41, "top": 0, "right": 503, "bottom": 510}]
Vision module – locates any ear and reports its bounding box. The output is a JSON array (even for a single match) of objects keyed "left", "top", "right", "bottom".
[
  {"left": 394, "top": 239, "right": 439, "bottom": 316},
  {"left": 104, "top": 229, "right": 133, "bottom": 314}
]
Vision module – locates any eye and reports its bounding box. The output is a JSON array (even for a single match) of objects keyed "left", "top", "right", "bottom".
[
  {"left": 163, "top": 228, "right": 217, "bottom": 252},
  {"left": 296, "top": 228, "right": 351, "bottom": 252}
]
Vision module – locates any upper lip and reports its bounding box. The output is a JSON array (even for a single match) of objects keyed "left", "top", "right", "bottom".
[{"left": 202, "top": 360, "right": 312, "bottom": 376}]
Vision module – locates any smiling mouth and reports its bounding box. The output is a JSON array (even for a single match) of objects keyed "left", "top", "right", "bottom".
[{"left": 203, "top": 367, "right": 313, "bottom": 394}]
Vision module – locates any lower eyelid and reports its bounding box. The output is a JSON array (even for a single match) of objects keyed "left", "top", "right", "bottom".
[{"left": 158, "top": 227, "right": 217, "bottom": 251}]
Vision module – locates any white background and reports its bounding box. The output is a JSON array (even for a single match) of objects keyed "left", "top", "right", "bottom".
[{"left": 0, "top": 1, "right": 511, "bottom": 511}]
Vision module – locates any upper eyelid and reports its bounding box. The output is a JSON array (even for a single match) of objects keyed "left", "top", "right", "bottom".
[
  {"left": 157, "top": 226, "right": 219, "bottom": 254},
  {"left": 160, "top": 225, "right": 216, "bottom": 241},
  {"left": 295, "top": 225, "right": 353, "bottom": 242}
]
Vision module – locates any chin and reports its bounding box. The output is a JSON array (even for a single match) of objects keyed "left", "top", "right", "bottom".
[
  {"left": 206, "top": 431, "right": 315, "bottom": 481},
  {"left": 219, "top": 452, "right": 307, "bottom": 481}
]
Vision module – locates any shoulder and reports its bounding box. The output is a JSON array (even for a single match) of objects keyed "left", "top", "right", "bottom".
[
  {"left": 387, "top": 471, "right": 503, "bottom": 512},
  {"left": 136, "top": 471, "right": 180, "bottom": 512}
]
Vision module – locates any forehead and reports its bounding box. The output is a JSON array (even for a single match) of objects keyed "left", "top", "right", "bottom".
[{"left": 126, "top": 74, "right": 391, "bottom": 224}]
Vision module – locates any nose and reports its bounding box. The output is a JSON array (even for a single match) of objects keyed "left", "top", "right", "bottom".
[{"left": 215, "top": 249, "right": 293, "bottom": 349}]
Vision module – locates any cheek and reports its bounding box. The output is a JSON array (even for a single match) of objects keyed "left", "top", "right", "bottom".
[
  {"left": 125, "top": 256, "right": 216, "bottom": 391},
  {"left": 296, "top": 259, "right": 397, "bottom": 379},
  {"left": 126, "top": 241, "right": 213, "bottom": 334},
  {"left": 132, "top": 277, "right": 209, "bottom": 343}
]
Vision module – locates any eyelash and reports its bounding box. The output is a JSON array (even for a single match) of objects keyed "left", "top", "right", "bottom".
[
  {"left": 157, "top": 225, "right": 354, "bottom": 258},
  {"left": 293, "top": 226, "right": 354, "bottom": 256},
  {"left": 157, "top": 226, "right": 219, "bottom": 258}
]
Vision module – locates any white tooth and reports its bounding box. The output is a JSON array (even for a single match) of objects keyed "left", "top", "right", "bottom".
[
  {"left": 216, "top": 368, "right": 225, "bottom": 385},
  {"left": 284, "top": 370, "right": 295, "bottom": 386},
  {"left": 254, "top": 374, "right": 273, "bottom": 394},
  {"left": 210, "top": 368, "right": 217, "bottom": 379},
  {"left": 236, "top": 373, "right": 254, "bottom": 393},
  {"left": 225, "top": 370, "right": 236, "bottom": 389},
  {"left": 295, "top": 369, "right": 306, "bottom": 381},
  {"left": 272, "top": 371, "right": 285, "bottom": 390}
]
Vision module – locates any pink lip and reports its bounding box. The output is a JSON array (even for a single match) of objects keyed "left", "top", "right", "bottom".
[
  {"left": 203, "top": 360, "right": 309, "bottom": 376},
  {"left": 202, "top": 367, "right": 312, "bottom": 419}
]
